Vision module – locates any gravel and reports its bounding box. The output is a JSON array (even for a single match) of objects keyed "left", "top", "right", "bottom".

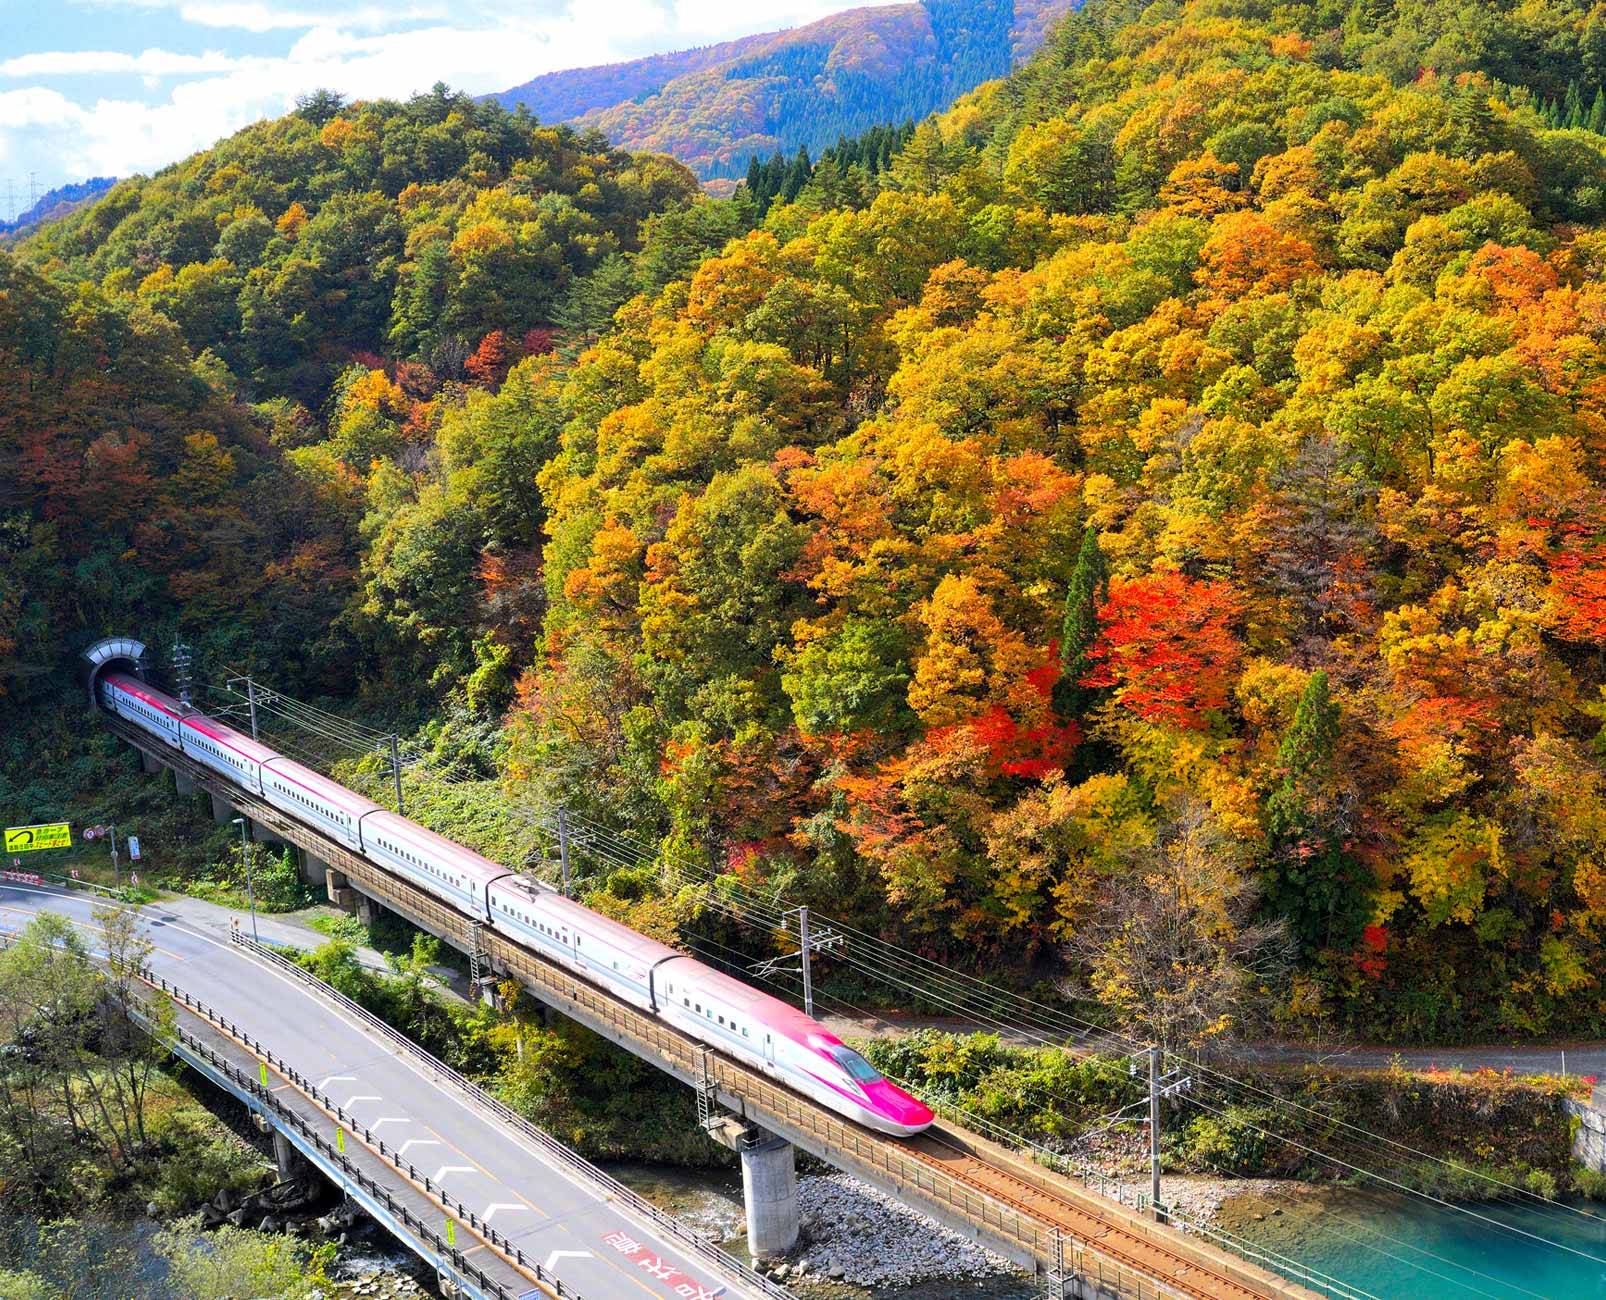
[{"left": 791, "top": 1172, "right": 1017, "bottom": 1287}]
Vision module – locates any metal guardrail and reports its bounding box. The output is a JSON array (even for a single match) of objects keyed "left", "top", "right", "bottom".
[
  {"left": 102, "top": 717, "right": 1319, "bottom": 1300},
  {"left": 229, "top": 930, "right": 795, "bottom": 1300},
  {"left": 137, "top": 964, "right": 583, "bottom": 1300}
]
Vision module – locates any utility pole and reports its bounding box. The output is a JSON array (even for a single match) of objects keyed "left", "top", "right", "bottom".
[
  {"left": 246, "top": 677, "right": 259, "bottom": 741},
  {"left": 389, "top": 734, "right": 404, "bottom": 814},
  {"left": 171, "top": 642, "right": 193, "bottom": 712},
  {"left": 556, "top": 806, "right": 571, "bottom": 896},
  {"left": 1149, "top": 1045, "right": 1162, "bottom": 1219},
  {"left": 752, "top": 906, "right": 843, "bottom": 1018},
  {"left": 799, "top": 906, "right": 814, "bottom": 1020},
  {"left": 232, "top": 817, "right": 258, "bottom": 944}
]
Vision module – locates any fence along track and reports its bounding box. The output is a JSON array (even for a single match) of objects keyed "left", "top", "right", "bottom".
[{"left": 105, "top": 717, "right": 1320, "bottom": 1300}]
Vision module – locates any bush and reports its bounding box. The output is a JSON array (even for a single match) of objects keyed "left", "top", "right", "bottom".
[{"left": 1173, "top": 1105, "right": 1281, "bottom": 1176}]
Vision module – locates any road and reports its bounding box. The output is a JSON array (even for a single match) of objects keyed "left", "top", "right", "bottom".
[
  {"left": 0, "top": 880, "right": 759, "bottom": 1300},
  {"left": 819, "top": 1012, "right": 1603, "bottom": 1081}
]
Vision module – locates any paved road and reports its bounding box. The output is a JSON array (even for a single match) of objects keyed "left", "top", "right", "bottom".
[
  {"left": 0, "top": 881, "right": 755, "bottom": 1300},
  {"left": 819, "top": 1011, "right": 1604, "bottom": 1081}
]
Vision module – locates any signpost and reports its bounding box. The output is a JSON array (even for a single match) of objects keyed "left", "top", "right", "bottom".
[
  {"left": 127, "top": 836, "right": 141, "bottom": 861},
  {"left": 3, "top": 823, "right": 71, "bottom": 853},
  {"left": 84, "top": 823, "right": 121, "bottom": 889}
]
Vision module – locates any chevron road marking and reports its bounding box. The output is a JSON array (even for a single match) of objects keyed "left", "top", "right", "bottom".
[
  {"left": 483, "top": 1203, "right": 527, "bottom": 1222},
  {"left": 433, "top": 1164, "right": 475, "bottom": 1183},
  {"left": 398, "top": 1138, "right": 442, "bottom": 1157}
]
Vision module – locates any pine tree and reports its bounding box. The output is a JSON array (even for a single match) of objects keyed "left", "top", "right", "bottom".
[
  {"left": 782, "top": 145, "right": 813, "bottom": 204},
  {"left": 1053, "top": 526, "right": 1109, "bottom": 721},
  {"left": 1588, "top": 87, "right": 1605, "bottom": 133},
  {"left": 1564, "top": 78, "right": 1584, "bottom": 128},
  {"left": 1264, "top": 670, "right": 1363, "bottom": 953}
]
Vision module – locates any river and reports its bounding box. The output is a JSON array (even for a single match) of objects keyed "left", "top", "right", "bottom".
[
  {"left": 616, "top": 1163, "right": 1606, "bottom": 1300},
  {"left": 1222, "top": 1185, "right": 1606, "bottom": 1299}
]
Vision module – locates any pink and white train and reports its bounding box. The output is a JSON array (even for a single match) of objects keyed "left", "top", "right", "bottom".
[{"left": 97, "top": 671, "right": 934, "bottom": 1137}]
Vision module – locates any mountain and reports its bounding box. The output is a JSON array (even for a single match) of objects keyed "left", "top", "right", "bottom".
[
  {"left": 0, "top": 176, "right": 116, "bottom": 239},
  {"left": 489, "top": 0, "right": 1075, "bottom": 179}
]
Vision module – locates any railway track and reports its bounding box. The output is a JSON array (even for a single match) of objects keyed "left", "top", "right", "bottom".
[
  {"left": 901, "top": 1126, "right": 1268, "bottom": 1300},
  {"left": 104, "top": 713, "right": 1323, "bottom": 1300}
]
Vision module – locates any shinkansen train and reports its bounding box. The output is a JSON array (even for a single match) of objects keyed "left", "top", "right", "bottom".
[{"left": 97, "top": 671, "right": 933, "bottom": 1136}]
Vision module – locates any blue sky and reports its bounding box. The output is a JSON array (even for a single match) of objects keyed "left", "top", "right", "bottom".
[{"left": 0, "top": 0, "right": 855, "bottom": 215}]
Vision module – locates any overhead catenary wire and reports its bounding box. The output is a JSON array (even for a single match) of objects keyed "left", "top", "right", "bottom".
[{"left": 191, "top": 674, "right": 1606, "bottom": 1256}]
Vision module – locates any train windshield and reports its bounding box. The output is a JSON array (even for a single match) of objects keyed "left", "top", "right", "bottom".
[{"left": 830, "top": 1046, "right": 882, "bottom": 1084}]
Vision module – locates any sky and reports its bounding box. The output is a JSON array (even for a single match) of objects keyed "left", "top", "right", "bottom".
[{"left": 0, "top": 0, "right": 856, "bottom": 216}]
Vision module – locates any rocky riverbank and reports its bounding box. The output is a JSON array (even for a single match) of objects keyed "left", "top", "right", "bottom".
[{"left": 1111, "top": 1175, "right": 1306, "bottom": 1228}]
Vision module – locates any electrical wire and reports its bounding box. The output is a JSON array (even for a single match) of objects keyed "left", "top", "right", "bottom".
[{"left": 187, "top": 675, "right": 1606, "bottom": 1263}]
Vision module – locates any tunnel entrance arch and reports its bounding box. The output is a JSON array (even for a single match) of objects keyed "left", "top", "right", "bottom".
[{"left": 81, "top": 636, "right": 150, "bottom": 708}]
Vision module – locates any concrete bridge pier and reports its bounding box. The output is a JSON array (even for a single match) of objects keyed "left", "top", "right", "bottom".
[
  {"left": 174, "top": 768, "right": 195, "bottom": 796},
  {"left": 139, "top": 748, "right": 161, "bottom": 775},
  {"left": 272, "top": 1129, "right": 310, "bottom": 1182},
  {"left": 739, "top": 1127, "right": 799, "bottom": 1261},
  {"left": 210, "top": 792, "right": 235, "bottom": 824},
  {"left": 300, "top": 851, "right": 329, "bottom": 889},
  {"left": 248, "top": 818, "right": 288, "bottom": 850}
]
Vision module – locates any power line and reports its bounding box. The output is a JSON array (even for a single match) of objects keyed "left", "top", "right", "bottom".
[{"left": 186, "top": 673, "right": 1606, "bottom": 1275}]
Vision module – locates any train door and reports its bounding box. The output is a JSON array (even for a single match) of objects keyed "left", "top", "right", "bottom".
[{"left": 763, "top": 1032, "right": 776, "bottom": 1066}]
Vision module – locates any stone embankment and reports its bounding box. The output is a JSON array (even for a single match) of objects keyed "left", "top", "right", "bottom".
[{"left": 751, "top": 1172, "right": 1016, "bottom": 1288}]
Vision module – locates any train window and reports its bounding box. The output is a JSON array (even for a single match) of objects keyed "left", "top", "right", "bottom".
[
  {"left": 830, "top": 1046, "right": 882, "bottom": 1084},
  {"left": 743, "top": 1028, "right": 750, "bottom": 1037}
]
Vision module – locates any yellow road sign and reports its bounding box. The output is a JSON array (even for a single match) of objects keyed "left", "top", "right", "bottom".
[{"left": 4, "top": 824, "right": 70, "bottom": 853}]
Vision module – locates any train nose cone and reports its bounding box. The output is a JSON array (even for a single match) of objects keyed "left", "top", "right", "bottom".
[{"left": 867, "top": 1081, "right": 934, "bottom": 1131}]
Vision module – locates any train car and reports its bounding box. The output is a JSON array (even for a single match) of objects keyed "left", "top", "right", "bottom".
[
  {"left": 484, "top": 874, "right": 932, "bottom": 1135},
  {"left": 660, "top": 959, "right": 934, "bottom": 1136},
  {"left": 95, "top": 669, "right": 933, "bottom": 1136},
  {"left": 360, "top": 810, "right": 508, "bottom": 922},
  {"left": 486, "top": 876, "right": 681, "bottom": 1013},
  {"left": 259, "top": 757, "right": 374, "bottom": 852},
  {"left": 99, "top": 671, "right": 182, "bottom": 749},
  {"left": 179, "top": 712, "right": 279, "bottom": 796}
]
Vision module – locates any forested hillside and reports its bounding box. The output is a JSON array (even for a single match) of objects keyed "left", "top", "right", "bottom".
[
  {"left": 508, "top": 0, "right": 1606, "bottom": 1044},
  {"left": 6, "top": 0, "right": 1606, "bottom": 1050},
  {"left": 0, "top": 177, "right": 117, "bottom": 239},
  {"left": 490, "top": 0, "right": 1074, "bottom": 179},
  {"left": 0, "top": 85, "right": 712, "bottom": 760}
]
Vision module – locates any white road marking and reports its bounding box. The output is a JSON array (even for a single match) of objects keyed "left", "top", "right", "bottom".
[
  {"left": 433, "top": 1165, "right": 475, "bottom": 1183},
  {"left": 398, "top": 1138, "right": 441, "bottom": 1156},
  {"left": 4, "top": 887, "right": 616, "bottom": 1215},
  {"left": 344, "top": 1093, "right": 381, "bottom": 1108},
  {"left": 546, "top": 1249, "right": 593, "bottom": 1269},
  {"left": 483, "top": 1203, "right": 526, "bottom": 1222},
  {"left": 318, "top": 1074, "right": 356, "bottom": 1091},
  {"left": 370, "top": 1116, "right": 409, "bottom": 1129}
]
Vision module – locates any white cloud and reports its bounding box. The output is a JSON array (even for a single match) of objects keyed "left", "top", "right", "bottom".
[
  {"left": 2, "top": 0, "right": 865, "bottom": 192},
  {"left": 1, "top": 49, "right": 241, "bottom": 78}
]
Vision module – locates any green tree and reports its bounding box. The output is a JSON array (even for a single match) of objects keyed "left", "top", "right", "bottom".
[
  {"left": 1053, "top": 526, "right": 1109, "bottom": 721},
  {"left": 1263, "top": 672, "right": 1364, "bottom": 953}
]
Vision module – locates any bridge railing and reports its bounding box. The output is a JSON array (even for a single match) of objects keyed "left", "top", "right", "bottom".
[
  {"left": 135, "top": 963, "right": 587, "bottom": 1300},
  {"left": 228, "top": 930, "right": 795, "bottom": 1300},
  {"left": 102, "top": 715, "right": 1317, "bottom": 1300}
]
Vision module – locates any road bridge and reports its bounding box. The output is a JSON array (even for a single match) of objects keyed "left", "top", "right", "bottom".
[
  {"left": 0, "top": 880, "right": 782, "bottom": 1300},
  {"left": 89, "top": 664, "right": 1337, "bottom": 1300}
]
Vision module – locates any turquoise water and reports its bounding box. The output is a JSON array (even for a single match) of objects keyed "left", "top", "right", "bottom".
[{"left": 1229, "top": 1188, "right": 1606, "bottom": 1299}]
